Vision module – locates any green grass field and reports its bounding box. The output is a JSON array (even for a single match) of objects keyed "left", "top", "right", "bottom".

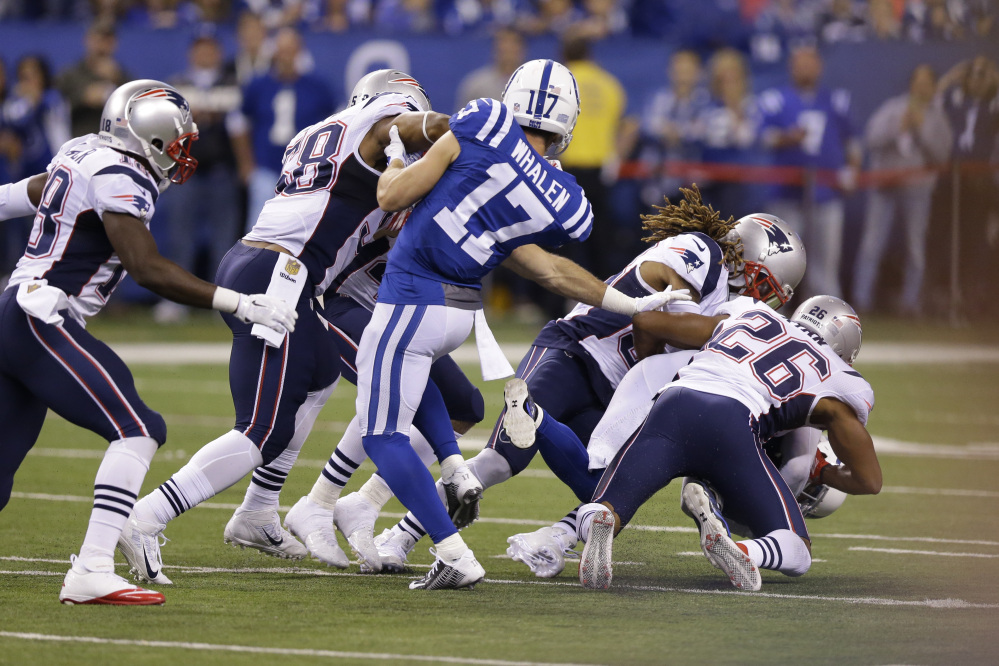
[{"left": 1, "top": 310, "right": 998, "bottom": 665}]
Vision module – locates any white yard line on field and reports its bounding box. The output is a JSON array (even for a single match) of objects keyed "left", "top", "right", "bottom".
[
  {"left": 0, "top": 632, "right": 596, "bottom": 666},
  {"left": 849, "top": 547, "right": 999, "bottom": 558},
  {"left": 8, "top": 492, "right": 999, "bottom": 547},
  {"left": 1, "top": 562, "right": 995, "bottom": 610}
]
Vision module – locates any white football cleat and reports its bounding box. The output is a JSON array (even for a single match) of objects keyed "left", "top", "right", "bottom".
[
  {"left": 502, "top": 378, "right": 542, "bottom": 449},
  {"left": 334, "top": 492, "right": 382, "bottom": 572},
  {"left": 506, "top": 526, "right": 571, "bottom": 579},
  {"left": 60, "top": 555, "right": 164, "bottom": 605},
  {"left": 682, "top": 481, "right": 761, "bottom": 591},
  {"left": 374, "top": 527, "right": 417, "bottom": 573},
  {"left": 443, "top": 464, "right": 482, "bottom": 530},
  {"left": 579, "top": 507, "right": 615, "bottom": 590},
  {"left": 224, "top": 508, "right": 307, "bottom": 560},
  {"left": 118, "top": 515, "right": 173, "bottom": 585},
  {"left": 409, "top": 548, "right": 484, "bottom": 590},
  {"left": 284, "top": 496, "right": 349, "bottom": 568}
]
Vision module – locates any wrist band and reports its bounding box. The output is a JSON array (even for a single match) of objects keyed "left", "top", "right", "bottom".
[{"left": 422, "top": 112, "right": 432, "bottom": 143}]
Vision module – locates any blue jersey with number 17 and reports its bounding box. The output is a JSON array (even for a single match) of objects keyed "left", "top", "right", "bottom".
[{"left": 381, "top": 98, "right": 593, "bottom": 303}]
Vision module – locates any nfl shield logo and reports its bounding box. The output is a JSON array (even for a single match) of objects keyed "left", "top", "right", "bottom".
[{"left": 285, "top": 259, "right": 301, "bottom": 276}]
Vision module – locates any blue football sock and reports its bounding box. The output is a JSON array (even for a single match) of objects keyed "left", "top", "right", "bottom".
[
  {"left": 362, "top": 432, "right": 456, "bottom": 543},
  {"left": 412, "top": 378, "right": 461, "bottom": 462},
  {"left": 536, "top": 414, "right": 601, "bottom": 502}
]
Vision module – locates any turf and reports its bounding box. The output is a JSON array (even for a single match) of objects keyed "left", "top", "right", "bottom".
[{"left": 1, "top": 311, "right": 997, "bottom": 665}]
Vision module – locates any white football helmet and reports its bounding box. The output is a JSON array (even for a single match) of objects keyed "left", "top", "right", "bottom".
[
  {"left": 797, "top": 438, "right": 848, "bottom": 518},
  {"left": 502, "top": 59, "right": 580, "bottom": 156},
  {"left": 348, "top": 69, "right": 432, "bottom": 112},
  {"left": 99, "top": 79, "right": 199, "bottom": 186},
  {"left": 728, "top": 213, "right": 806, "bottom": 309},
  {"left": 792, "top": 295, "right": 863, "bottom": 365}
]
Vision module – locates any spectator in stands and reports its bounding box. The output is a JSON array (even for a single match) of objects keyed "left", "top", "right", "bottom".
[
  {"left": 692, "top": 47, "right": 762, "bottom": 216},
  {"left": 519, "top": 0, "right": 583, "bottom": 36},
  {"left": 629, "top": 49, "right": 708, "bottom": 208},
  {"left": 154, "top": 33, "right": 245, "bottom": 323},
  {"left": 56, "top": 20, "right": 131, "bottom": 140},
  {"left": 453, "top": 27, "right": 525, "bottom": 110},
  {"left": 238, "top": 0, "right": 310, "bottom": 29},
  {"left": 866, "top": 0, "right": 902, "bottom": 40},
  {"left": 443, "top": 0, "right": 527, "bottom": 35},
  {"left": 934, "top": 55, "right": 999, "bottom": 318},
  {"left": 904, "top": 0, "right": 966, "bottom": 41},
  {"left": 817, "top": 0, "right": 867, "bottom": 43},
  {"left": 374, "top": 0, "right": 438, "bottom": 33},
  {"left": 759, "top": 44, "right": 862, "bottom": 299},
  {"left": 3, "top": 55, "right": 70, "bottom": 176},
  {"left": 558, "top": 29, "right": 626, "bottom": 280},
  {"left": 234, "top": 11, "right": 273, "bottom": 85},
  {"left": 572, "top": 0, "right": 630, "bottom": 40},
  {"left": 852, "top": 64, "right": 952, "bottom": 317},
  {"left": 231, "top": 26, "right": 336, "bottom": 233},
  {"left": 0, "top": 56, "right": 24, "bottom": 279},
  {"left": 749, "top": 0, "right": 821, "bottom": 64},
  {"left": 312, "top": 0, "right": 373, "bottom": 32}
]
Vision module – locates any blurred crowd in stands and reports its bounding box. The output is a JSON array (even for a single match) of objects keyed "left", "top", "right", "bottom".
[{"left": 0, "top": 0, "right": 997, "bottom": 322}]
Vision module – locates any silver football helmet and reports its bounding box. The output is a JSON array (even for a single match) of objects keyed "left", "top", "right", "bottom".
[
  {"left": 348, "top": 69, "right": 432, "bottom": 112},
  {"left": 502, "top": 59, "right": 580, "bottom": 156},
  {"left": 792, "top": 295, "right": 863, "bottom": 365},
  {"left": 728, "top": 214, "right": 806, "bottom": 309},
  {"left": 797, "top": 438, "right": 848, "bottom": 518},
  {"left": 99, "top": 79, "right": 199, "bottom": 186}
]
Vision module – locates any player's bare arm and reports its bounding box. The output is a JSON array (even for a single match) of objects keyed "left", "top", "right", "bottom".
[
  {"left": 360, "top": 111, "right": 450, "bottom": 170},
  {"left": 631, "top": 310, "right": 727, "bottom": 360},
  {"left": 103, "top": 211, "right": 221, "bottom": 308},
  {"left": 808, "top": 397, "right": 882, "bottom": 496},
  {"left": 377, "top": 130, "right": 460, "bottom": 212},
  {"left": 638, "top": 260, "right": 700, "bottom": 302}
]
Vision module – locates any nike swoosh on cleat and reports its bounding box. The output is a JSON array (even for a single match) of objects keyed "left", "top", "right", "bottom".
[
  {"left": 260, "top": 530, "right": 284, "bottom": 547},
  {"left": 142, "top": 550, "right": 160, "bottom": 580}
]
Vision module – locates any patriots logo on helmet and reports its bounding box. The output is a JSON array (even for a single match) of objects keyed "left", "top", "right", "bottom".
[
  {"left": 133, "top": 88, "right": 192, "bottom": 121},
  {"left": 753, "top": 216, "right": 794, "bottom": 256},
  {"left": 671, "top": 247, "right": 704, "bottom": 273},
  {"left": 388, "top": 76, "right": 431, "bottom": 103}
]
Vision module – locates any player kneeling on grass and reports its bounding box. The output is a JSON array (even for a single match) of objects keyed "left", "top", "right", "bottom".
[
  {"left": 0, "top": 80, "right": 296, "bottom": 605},
  {"left": 573, "top": 295, "right": 881, "bottom": 591}
]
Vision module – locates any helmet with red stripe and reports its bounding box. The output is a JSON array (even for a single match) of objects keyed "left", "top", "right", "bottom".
[
  {"left": 792, "top": 295, "right": 863, "bottom": 365},
  {"left": 348, "top": 69, "right": 432, "bottom": 112}
]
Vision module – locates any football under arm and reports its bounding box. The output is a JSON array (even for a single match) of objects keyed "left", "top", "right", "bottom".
[
  {"left": 102, "top": 210, "right": 219, "bottom": 309},
  {"left": 0, "top": 173, "right": 47, "bottom": 220},
  {"left": 376, "top": 130, "right": 460, "bottom": 212},
  {"left": 631, "top": 311, "right": 727, "bottom": 360},
  {"left": 808, "top": 397, "right": 882, "bottom": 496}
]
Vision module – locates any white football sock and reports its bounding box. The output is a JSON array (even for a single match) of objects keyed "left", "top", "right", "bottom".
[
  {"left": 358, "top": 473, "right": 394, "bottom": 510},
  {"left": 78, "top": 437, "right": 158, "bottom": 572},
  {"left": 738, "top": 529, "right": 812, "bottom": 576},
  {"left": 466, "top": 448, "right": 512, "bottom": 490},
  {"left": 135, "top": 430, "right": 262, "bottom": 525},
  {"left": 576, "top": 502, "right": 606, "bottom": 543},
  {"left": 434, "top": 533, "right": 468, "bottom": 561},
  {"left": 438, "top": 454, "right": 465, "bottom": 484}
]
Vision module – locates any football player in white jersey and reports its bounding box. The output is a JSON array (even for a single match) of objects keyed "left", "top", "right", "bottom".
[
  {"left": 0, "top": 80, "right": 297, "bottom": 605},
  {"left": 116, "top": 71, "right": 481, "bottom": 586},
  {"left": 574, "top": 295, "right": 880, "bottom": 591},
  {"left": 371, "top": 205, "right": 806, "bottom": 574}
]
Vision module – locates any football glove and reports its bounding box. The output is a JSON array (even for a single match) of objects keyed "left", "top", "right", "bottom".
[
  {"left": 808, "top": 446, "right": 832, "bottom": 484},
  {"left": 234, "top": 293, "right": 298, "bottom": 335}
]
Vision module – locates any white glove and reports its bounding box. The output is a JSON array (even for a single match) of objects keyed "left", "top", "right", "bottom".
[
  {"left": 601, "top": 285, "right": 692, "bottom": 316},
  {"left": 234, "top": 293, "right": 298, "bottom": 335},
  {"left": 384, "top": 125, "right": 406, "bottom": 166},
  {"left": 634, "top": 285, "right": 692, "bottom": 313}
]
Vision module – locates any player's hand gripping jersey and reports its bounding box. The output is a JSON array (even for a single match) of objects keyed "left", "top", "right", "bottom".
[
  {"left": 672, "top": 296, "right": 874, "bottom": 442},
  {"left": 381, "top": 98, "right": 593, "bottom": 303},
  {"left": 243, "top": 92, "right": 423, "bottom": 306},
  {"left": 535, "top": 232, "right": 730, "bottom": 394},
  {"left": 8, "top": 135, "right": 161, "bottom": 324}
]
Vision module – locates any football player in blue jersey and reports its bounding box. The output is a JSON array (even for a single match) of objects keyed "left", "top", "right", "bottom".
[
  {"left": 574, "top": 295, "right": 879, "bottom": 591},
  {"left": 356, "top": 59, "right": 692, "bottom": 590},
  {"left": 0, "top": 80, "right": 297, "bottom": 605},
  {"left": 116, "top": 71, "right": 491, "bottom": 586}
]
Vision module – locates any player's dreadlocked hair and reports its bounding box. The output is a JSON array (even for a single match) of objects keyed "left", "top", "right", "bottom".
[{"left": 641, "top": 184, "right": 743, "bottom": 269}]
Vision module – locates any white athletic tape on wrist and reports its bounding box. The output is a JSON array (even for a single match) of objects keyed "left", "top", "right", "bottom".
[{"left": 212, "top": 287, "right": 240, "bottom": 313}]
